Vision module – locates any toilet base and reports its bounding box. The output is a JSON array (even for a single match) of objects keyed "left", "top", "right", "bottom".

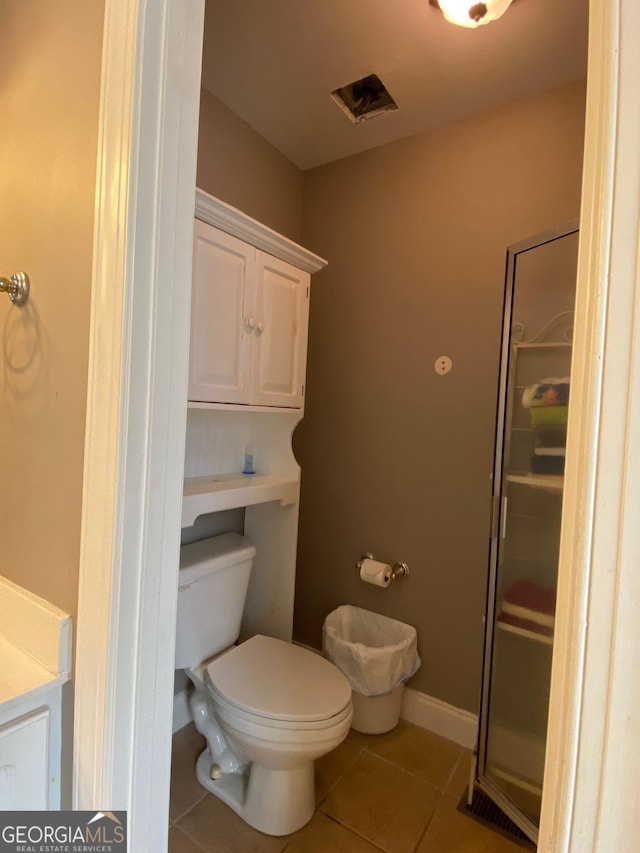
[{"left": 195, "top": 748, "right": 315, "bottom": 836}]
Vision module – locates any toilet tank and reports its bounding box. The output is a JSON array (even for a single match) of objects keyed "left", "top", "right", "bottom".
[{"left": 175, "top": 532, "right": 256, "bottom": 669}]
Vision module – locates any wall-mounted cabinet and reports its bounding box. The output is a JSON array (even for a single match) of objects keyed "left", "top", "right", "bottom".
[
  {"left": 189, "top": 223, "right": 310, "bottom": 408},
  {"left": 189, "top": 193, "right": 320, "bottom": 410},
  {"left": 180, "top": 190, "right": 326, "bottom": 642}
]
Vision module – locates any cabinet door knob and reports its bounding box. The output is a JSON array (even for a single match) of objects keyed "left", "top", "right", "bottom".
[
  {"left": 246, "top": 317, "right": 257, "bottom": 330},
  {"left": 256, "top": 321, "right": 265, "bottom": 334}
]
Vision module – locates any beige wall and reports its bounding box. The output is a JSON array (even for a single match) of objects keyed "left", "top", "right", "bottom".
[
  {"left": 197, "top": 89, "right": 304, "bottom": 242},
  {"left": 0, "top": 1, "right": 104, "bottom": 615},
  {"left": 293, "top": 81, "right": 586, "bottom": 712}
]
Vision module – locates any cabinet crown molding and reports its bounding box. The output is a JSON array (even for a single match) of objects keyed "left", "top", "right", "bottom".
[{"left": 195, "top": 188, "right": 327, "bottom": 274}]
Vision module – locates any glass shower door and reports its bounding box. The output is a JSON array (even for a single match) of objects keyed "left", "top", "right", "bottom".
[{"left": 476, "top": 222, "right": 579, "bottom": 842}]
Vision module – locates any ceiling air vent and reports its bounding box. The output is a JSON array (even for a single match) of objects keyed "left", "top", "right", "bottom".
[{"left": 330, "top": 74, "right": 398, "bottom": 124}]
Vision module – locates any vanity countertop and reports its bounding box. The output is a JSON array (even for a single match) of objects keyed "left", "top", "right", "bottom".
[
  {"left": 0, "top": 575, "right": 72, "bottom": 723},
  {"left": 0, "top": 579, "right": 71, "bottom": 810},
  {"left": 0, "top": 634, "right": 66, "bottom": 720}
]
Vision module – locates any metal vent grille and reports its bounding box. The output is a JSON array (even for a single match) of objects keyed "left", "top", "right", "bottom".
[
  {"left": 459, "top": 789, "right": 536, "bottom": 849},
  {"left": 330, "top": 74, "right": 398, "bottom": 124}
]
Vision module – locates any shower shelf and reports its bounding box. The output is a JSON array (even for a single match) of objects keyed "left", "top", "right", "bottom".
[
  {"left": 182, "top": 473, "right": 299, "bottom": 526},
  {"left": 505, "top": 473, "right": 563, "bottom": 492},
  {"left": 496, "top": 617, "right": 554, "bottom": 646}
]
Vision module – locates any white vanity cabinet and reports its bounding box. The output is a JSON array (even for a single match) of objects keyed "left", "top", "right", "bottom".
[
  {"left": 189, "top": 219, "right": 310, "bottom": 409},
  {"left": 0, "top": 704, "right": 54, "bottom": 809},
  {"left": 0, "top": 576, "right": 72, "bottom": 810}
]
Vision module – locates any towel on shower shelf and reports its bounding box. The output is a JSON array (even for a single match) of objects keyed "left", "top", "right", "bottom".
[
  {"left": 501, "top": 580, "right": 557, "bottom": 628},
  {"left": 530, "top": 453, "right": 565, "bottom": 475},
  {"left": 533, "top": 424, "right": 567, "bottom": 447},
  {"left": 533, "top": 446, "right": 566, "bottom": 457},
  {"left": 522, "top": 377, "right": 570, "bottom": 409},
  {"left": 529, "top": 405, "right": 569, "bottom": 429}
]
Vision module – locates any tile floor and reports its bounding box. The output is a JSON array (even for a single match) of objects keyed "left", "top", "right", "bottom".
[{"left": 169, "top": 721, "right": 526, "bottom": 852}]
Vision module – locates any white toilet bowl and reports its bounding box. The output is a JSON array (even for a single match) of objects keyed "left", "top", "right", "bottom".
[
  {"left": 176, "top": 534, "right": 353, "bottom": 835},
  {"left": 187, "top": 634, "right": 352, "bottom": 836}
]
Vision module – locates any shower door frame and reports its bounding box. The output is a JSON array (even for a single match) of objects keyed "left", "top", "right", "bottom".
[{"left": 476, "top": 219, "right": 580, "bottom": 844}]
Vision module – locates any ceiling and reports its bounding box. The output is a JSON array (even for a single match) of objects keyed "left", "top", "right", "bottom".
[{"left": 201, "top": 0, "right": 588, "bottom": 171}]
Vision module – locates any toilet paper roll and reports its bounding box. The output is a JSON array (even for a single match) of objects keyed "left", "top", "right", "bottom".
[{"left": 359, "top": 558, "right": 391, "bottom": 588}]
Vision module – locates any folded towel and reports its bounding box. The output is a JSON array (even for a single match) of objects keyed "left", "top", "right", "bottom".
[
  {"left": 530, "top": 405, "right": 569, "bottom": 428},
  {"left": 502, "top": 581, "right": 556, "bottom": 628},
  {"left": 531, "top": 454, "right": 565, "bottom": 475},
  {"left": 534, "top": 446, "right": 566, "bottom": 457},
  {"left": 522, "top": 377, "right": 570, "bottom": 409},
  {"left": 534, "top": 424, "right": 567, "bottom": 447}
]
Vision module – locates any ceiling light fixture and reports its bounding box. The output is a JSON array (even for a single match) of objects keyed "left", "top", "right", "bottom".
[{"left": 429, "top": 0, "right": 513, "bottom": 28}]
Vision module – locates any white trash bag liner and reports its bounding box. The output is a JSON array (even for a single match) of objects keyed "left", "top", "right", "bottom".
[{"left": 323, "top": 605, "right": 421, "bottom": 697}]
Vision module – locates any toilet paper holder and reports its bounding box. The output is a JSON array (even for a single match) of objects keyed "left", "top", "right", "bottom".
[{"left": 356, "top": 553, "right": 409, "bottom": 580}]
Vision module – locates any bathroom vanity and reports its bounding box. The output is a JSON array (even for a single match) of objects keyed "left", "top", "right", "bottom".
[
  {"left": 0, "top": 576, "right": 72, "bottom": 809},
  {"left": 182, "top": 190, "right": 326, "bottom": 641}
]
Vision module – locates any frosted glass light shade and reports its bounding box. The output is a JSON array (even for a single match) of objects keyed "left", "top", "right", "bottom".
[{"left": 436, "top": 0, "right": 513, "bottom": 27}]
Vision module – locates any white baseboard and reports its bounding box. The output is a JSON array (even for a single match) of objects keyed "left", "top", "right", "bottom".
[
  {"left": 172, "top": 689, "right": 193, "bottom": 734},
  {"left": 401, "top": 687, "right": 478, "bottom": 748}
]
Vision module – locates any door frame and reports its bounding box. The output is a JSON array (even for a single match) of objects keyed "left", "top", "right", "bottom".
[
  {"left": 72, "top": 1, "right": 204, "bottom": 851},
  {"left": 73, "top": 1, "right": 640, "bottom": 850},
  {"left": 539, "top": 1, "right": 640, "bottom": 849}
]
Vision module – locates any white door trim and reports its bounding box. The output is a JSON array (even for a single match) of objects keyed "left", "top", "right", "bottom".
[
  {"left": 74, "top": 0, "right": 640, "bottom": 850},
  {"left": 73, "top": 2, "right": 204, "bottom": 851},
  {"left": 539, "top": 1, "right": 640, "bottom": 850}
]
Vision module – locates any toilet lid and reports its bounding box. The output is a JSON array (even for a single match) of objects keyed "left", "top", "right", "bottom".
[{"left": 205, "top": 635, "right": 351, "bottom": 723}]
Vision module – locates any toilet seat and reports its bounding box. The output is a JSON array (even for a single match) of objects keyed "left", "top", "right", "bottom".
[
  {"left": 204, "top": 634, "right": 351, "bottom": 725},
  {"left": 210, "top": 687, "right": 353, "bottom": 734}
]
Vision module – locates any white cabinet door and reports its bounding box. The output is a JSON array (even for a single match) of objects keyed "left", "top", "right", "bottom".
[
  {"left": 0, "top": 708, "right": 49, "bottom": 809},
  {"left": 189, "top": 222, "right": 256, "bottom": 404},
  {"left": 250, "top": 252, "right": 310, "bottom": 408},
  {"left": 188, "top": 220, "right": 312, "bottom": 409}
]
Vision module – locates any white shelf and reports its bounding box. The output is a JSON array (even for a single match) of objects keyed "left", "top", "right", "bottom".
[
  {"left": 505, "top": 473, "right": 564, "bottom": 492},
  {"left": 486, "top": 723, "right": 547, "bottom": 789},
  {"left": 496, "top": 617, "right": 554, "bottom": 646},
  {"left": 182, "top": 473, "right": 299, "bottom": 526},
  {"left": 513, "top": 341, "right": 572, "bottom": 350},
  {"left": 489, "top": 764, "right": 543, "bottom": 798},
  {"left": 187, "top": 401, "right": 301, "bottom": 414}
]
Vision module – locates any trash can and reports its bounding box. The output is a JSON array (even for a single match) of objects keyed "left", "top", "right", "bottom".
[{"left": 322, "top": 605, "right": 421, "bottom": 734}]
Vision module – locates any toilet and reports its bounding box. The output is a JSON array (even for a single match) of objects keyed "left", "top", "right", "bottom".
[{"left": 175, "top": 532, "right": 353, "bottom": 836}]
